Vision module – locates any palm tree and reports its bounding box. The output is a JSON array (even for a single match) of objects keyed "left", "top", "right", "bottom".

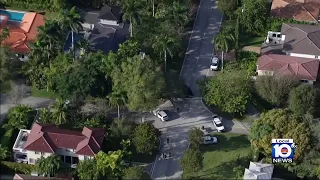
[
  {"left": 76, "top": 39, "right": 92, "bottom": 57},
  {"left": 36, "top": 155, "right": 61, "bottom": 177},
  {"left": 50, "top": 98, "right": 68, "bottom": 125},
  {"left": 152, "top": 21, "right": 180, "bottom": 72},
  {"left": 59, "top": 7, "right": 84, "bottom": 51},
  {"left": 6, "top": 105, "right": 33, "bottom": 129},
  {"left": 38, "top": 108, "right": 53, "bottom": 124},
  {"left": 107, "top": 91, "right": 127, "bottom": 118},
  {"left": 122, "top": 0, "right": 142, "bottom": 37},
  {"left": 212, "top": 29, "right": 235, "bottom": 71}
]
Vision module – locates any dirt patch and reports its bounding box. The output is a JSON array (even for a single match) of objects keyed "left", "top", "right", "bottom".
[{"left": 242, "top": 46, "right": 261, "bottom": 54}]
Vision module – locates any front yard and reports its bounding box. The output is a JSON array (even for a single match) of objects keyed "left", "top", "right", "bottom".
[{"left": 196, "top": 133, "right": 252, "bottom": 179}]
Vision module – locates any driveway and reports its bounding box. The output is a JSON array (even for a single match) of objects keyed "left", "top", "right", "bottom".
[
  {"left": 180, "top": 0, "right": 223, "bottom": 97},
  {"left": 147, "top": 98, "right": 248, "bottom": 179}
]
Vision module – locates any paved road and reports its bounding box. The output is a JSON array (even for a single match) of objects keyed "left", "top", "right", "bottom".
[
  {"left": 180, "top": 0, "right": 223, "bottom": 97},
  {"left": 149, "top": 98, "right": 248, "bottom": 179},
  {"left": 0, "top": 94, "right": 55, "bottom": 123}
]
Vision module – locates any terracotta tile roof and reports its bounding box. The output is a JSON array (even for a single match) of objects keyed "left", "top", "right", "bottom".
[
  {"left": 24, "top": 123, "right": 105, "bottom": 156},
  {"left": 0, "top": 12, "right": 44, "bottom": 54},
  {"left": 257, "top": 54, "right": 320, "bottom": 81},
  {"left": 271, "top": 0, "right": 320, "bottom": 23}
]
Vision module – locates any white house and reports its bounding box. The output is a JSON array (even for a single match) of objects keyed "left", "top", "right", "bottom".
[
  {"left": 12, "top": 123, "right": 105, "bottom": 166},
  {"left": 243, "top": 161, "right": 274, "bottom": 180}
]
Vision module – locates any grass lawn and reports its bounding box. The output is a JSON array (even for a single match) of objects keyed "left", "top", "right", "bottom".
[
  {"left": 196, "top": 133, "right": 252, "bottom": 179},
  {"left": 31, "top": 86, "right": 57, "bottom": 99},
  {"left": 240, "top": 36, "right": 265, "bottom": 47},
  {"left": 234, "top": 115, "right": 255, "bottom": 124}
]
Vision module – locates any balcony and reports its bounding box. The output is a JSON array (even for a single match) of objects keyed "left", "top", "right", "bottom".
[{"left": 13, "top": 129, "right": 30, "bottom": 152}]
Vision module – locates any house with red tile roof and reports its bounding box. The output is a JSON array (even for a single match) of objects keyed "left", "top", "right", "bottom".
[
  {"left": 12, "top": 123, "right": 105, "bottom": 165},
  {"left": 271, "top": 0, "right": 320, "bottom": 24},
  {"left": 257, "top": 54, "right": 320, "bottom": 83},
  {"left": 0, "top": 10, "right": 45, "bottom": 61}
]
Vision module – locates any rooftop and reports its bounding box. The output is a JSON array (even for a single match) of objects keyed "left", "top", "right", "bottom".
[
  {"left": 243, "top": 162, "right": 274, "bottom": 180},
  {"left": 0, "top": 11, "right": 45, "bottom": 54},
  {"left": 261, "top": 23, "right": 320, "bottom": 55},
  {"left": 13, "top": 129, "right": 30, "bottom": 150},
  {"left": 271, "top": 0, "right": 320, "bottom": 23},
  {"left": 257, "top": 54, "right": 320, "bottom": 81},
  {"left": 23, "top": 123, "right": 105, "bottom": 156}
]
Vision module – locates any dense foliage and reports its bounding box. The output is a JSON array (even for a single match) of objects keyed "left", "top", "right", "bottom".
[
  {"left": 5, "top": 105, "right": 34, "bottom": 129},
  {"left": 289, "top": 84, "right": 317, "bottom": 117},
  {"left": 204, "top": 70, "right": 251, "bottom": 114},
  {"left": 250, "top": 109, "right": 311, "bottom": 161},
  {"left": 76, "top": 158, "right": 99, "bottom": 180},
  {"left": 180, "top": 148, "right": 203, "bottom": 178},
  {"left": 36, "top": 155, "right": 61, "bottom": 177},
  {"left": 255, "top": 76, "right": 300, "bottom": 107},
  {"left": 123, "top": 166, "right": 149, "bottom": 180},
  {"left": 132, "top": 123, "right": 159, "bottom": 154},
  {"left": 217, "top": 0, "right": 237, "bottom": 19},
  {"left": 188, "top": 128, "right": 203, "bottom": 149}
]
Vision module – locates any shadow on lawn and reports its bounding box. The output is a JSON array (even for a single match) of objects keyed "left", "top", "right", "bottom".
[
  {"left": 202, "top": 134, "right": 250, "bottom": 152},
  {"left": 198, "top": 155, "right": 251, "bottom": 179}
]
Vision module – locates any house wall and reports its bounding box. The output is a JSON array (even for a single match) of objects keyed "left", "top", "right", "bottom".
[
  {"left": 26, "top": 150, "right": 52, "bottom": 164},
  {"left": 289, "top": 53, "right": 320, "bottom": 59},
  {"left": 100, "top": 19, "right": 118, "bottom": 26}
]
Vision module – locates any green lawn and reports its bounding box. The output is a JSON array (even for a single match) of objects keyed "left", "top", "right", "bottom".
[
  {"left": 31, "top": 86, "right": 56, "bottom": 99},
  {"left": 234, "top": 115, "right": 255, "bottom": 124},
  {"left": 240, "top": 36, "right": 265, "bottom": 47},
  {"left": 196, "top": 133, "right": 252, "bottom": 179}
]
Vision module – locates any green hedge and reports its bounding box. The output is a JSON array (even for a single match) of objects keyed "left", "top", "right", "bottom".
[
  {"left": 0, "top": 128, "right": 13, "bottom": 148},
  {"left": 0, "top": 161, "right": 35, "bottom": 174}
]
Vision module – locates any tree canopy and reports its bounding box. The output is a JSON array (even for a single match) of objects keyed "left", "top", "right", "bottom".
[
  {"left": 76, "top": 158, "right": 100, "bottom": 180},
  {"left": 204, "top": 71, "right": 251, "bottom": 114},
  {"left": 255, "top": 76, "right": 300, "bottom": 106},
  {"left": 217, "top": 0, "right": 237, "bottom": 19},
  {"left": 288, "top": 84, "right": 317, "bottom": 117},
  {"left": 132, "top": 123, "right": 159, "bottom": 154},
  {"left": 36, "top": 155, "right": 61, "bottom": 177},
  {"left": 239, "top": 0, "right": 269, "bottom": 34},
  {"left": 123, "top": 166, "right": 149, "bottom": 180},
  {"left": 188, "top": 128, "right": 203, "bottom": 149},
  {"left": 250, "top": 109, "right": 311, "bottom": 160},
  {"left": 180, "top": 148, "right": 203, "bottom": 178},
  {"left": 6, "top": 105, "right": 34, "bottom": 129}
]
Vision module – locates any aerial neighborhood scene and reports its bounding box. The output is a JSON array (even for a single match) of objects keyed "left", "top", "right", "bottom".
[{"left": 1, "top": 0, "right": 320, "bottom": 179}]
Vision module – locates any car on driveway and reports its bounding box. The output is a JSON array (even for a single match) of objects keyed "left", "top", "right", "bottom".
[
  {"left": 210, "top": 56, "right": 219, "bottom": 71},
  {"left": 202, "top": 135, "right": 218, "bottom": 145},
  {"left": 212, "top": 115, "right": 225, "bottom": 132},
  {"left": 153, "top": 110, "right": 169, "bottom": 121}
]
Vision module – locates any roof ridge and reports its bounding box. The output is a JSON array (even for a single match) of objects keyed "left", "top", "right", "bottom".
[
  {"left": 47, "top": 131, "right": 84, "bottom": 137},
  {"left": 306, "top": 34, "right": 320, "bottom": 51},
  {"left": 41, "top": 134, "right": 55, "bottom": 153},
  {"left": 76, "top": 138, "right": 95, "bottom": 155},
  {"left": 300, "top": 60, "right": 318, "bottom": 80},
  {"left": 301, "top": 3, "right": 318, "bottom": 22},
  {"left": 91, "top": 136, "right": 100, "bottom": 148}
]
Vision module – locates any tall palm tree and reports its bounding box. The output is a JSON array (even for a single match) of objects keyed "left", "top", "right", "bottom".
[
  {"left": 122, "top": 0, "right": 142, "bottom": 37},
  {"left": 212, "top": 29, "right": 235, "bottom": 71},
  {"left": 107, "top": 91, "right": 127, "bottom": 118},
  {"left": 50, "top": 98, "right": 68, "bottom": 125},
  {"left": 59, "top": 7, "right": 84, "bottom": 51},
  {"left": 152, "top": 21, "right": 180, "bottom": 72}
]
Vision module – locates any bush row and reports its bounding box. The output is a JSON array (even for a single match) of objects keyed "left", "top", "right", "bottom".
[{"left": 0, "top": 161, "right": 35, "bottom": 174}]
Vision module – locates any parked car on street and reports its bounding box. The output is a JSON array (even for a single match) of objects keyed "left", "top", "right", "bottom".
[
  {"left": 212, "top": 115, "right": 225, "bottom": 132},
  {"left": 210, "top": 56, "right": 219, "bottom": 71},
  {"left": 153, "top": 110, "right": 169, "bottom": 121},
  {"left": 202, "top": 135, "right": 218, "bottom": 145}
]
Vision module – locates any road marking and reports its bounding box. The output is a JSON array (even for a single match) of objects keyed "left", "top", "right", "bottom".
[{"left": 179, "top": 0, "right": 203, "bottom": 77}]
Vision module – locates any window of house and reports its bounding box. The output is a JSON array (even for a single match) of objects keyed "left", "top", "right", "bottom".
[
  {"left": 41, "top": 152, "right": 44, "bottom": 156},
  {"left": 316, "top": 56, "right": 319, "bottom": 59},
  {"left": 29, "top": 158, "right": 35, "bottom": 164},
  {"left": 35, "top": 151, "right": 40, "bottom": 155},
  {"left": 84, "top": 156, "right": 88, "bottom": 160}
]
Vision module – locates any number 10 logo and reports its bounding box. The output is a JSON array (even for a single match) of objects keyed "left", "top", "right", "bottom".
[
  {"left": 273, "top": 144, "right": 292, "bottom": 158},
  {"left": 272, "top": 139, "right": 296, "bottom": 163}
]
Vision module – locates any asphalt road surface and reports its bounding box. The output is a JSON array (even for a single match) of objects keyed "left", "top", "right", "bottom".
[
  {"left": 180, "top": 0, "right": 223, "bottom": 97},
  {"left": 149, "top": 99, "right": 248, "bottom": 179}
]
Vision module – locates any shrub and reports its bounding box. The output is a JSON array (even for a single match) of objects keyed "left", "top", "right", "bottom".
[
  {"left": 0, "top": 161, "right": 35, "bottom": 174},
  {"left": 225, "top": 51, "right": 259, "bottom": 75},
  {"left": 267, "top": 17, "right": 312, "bottom": 32},
  {"left": 288, "top": 84, "right": 317, "bottom": 116},
  {"left": 0, "top": 128, "right": 13, "bottom": 148}
]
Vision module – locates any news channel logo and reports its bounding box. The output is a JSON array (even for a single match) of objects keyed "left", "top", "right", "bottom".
[{"left": 272, "top": 139, "right": 297, "bottom": 163}]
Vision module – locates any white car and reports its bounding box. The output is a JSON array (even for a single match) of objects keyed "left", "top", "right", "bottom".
[
  {"left": 154, "top": 110, "right": 169, "bottom": 121},
  {"left": 210, "top": 57, "right": 219, "bottom": 71},
  {"left": 202, "top": 135, "right": 218, "bottom": 145},
  {"left": 212, "top": 116, "right": 225, "bottom": 132}
]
